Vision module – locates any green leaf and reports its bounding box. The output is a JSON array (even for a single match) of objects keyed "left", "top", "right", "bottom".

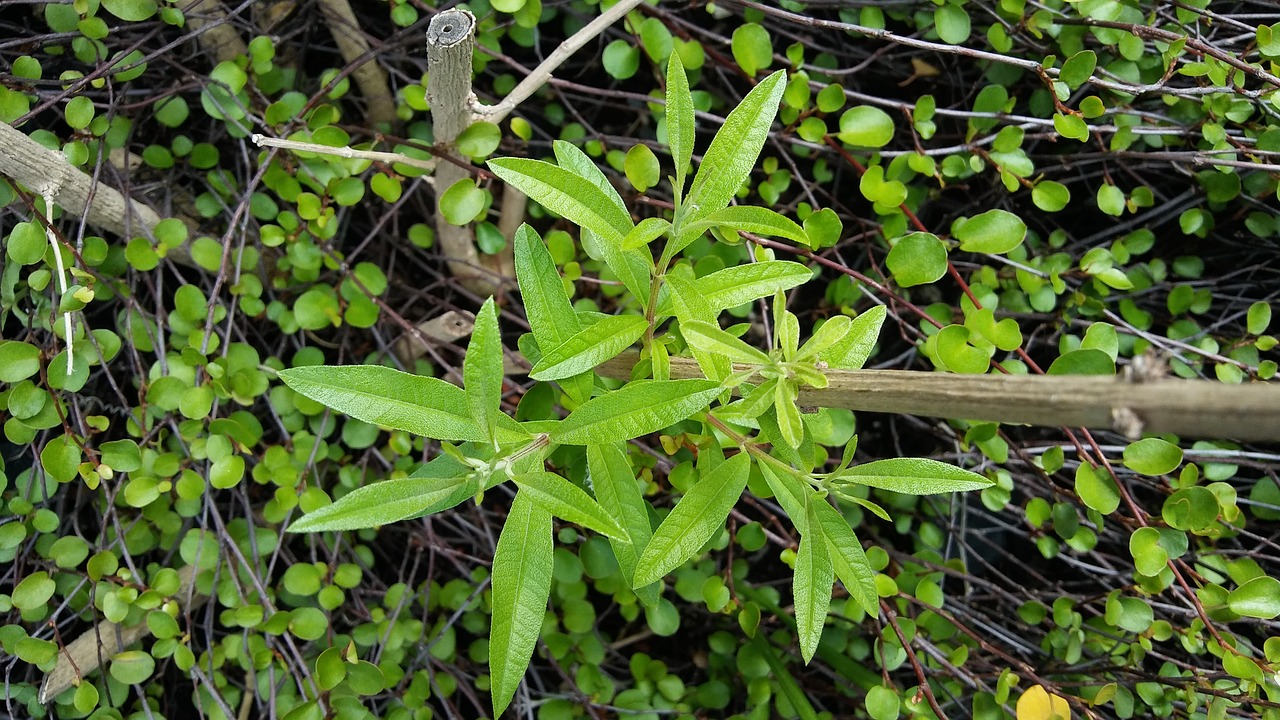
[
  {"left": 289, "top": 458, "right": 474, "bottom": 531},
  {"left": 1075, "top": 463, "right": 1120, "bottom": 515},
  {"left": 680, "top": 206, "right": 808, "bottom": 250},
  {"left": 603, "top": 39, "right": 640, "bottom": 80},
  {"left": 457, "top": 121, "right": 502, "bottom": 159},
  {"left": 773, "top": 380, "right": 803, "bottom": 448},
  {"left": 686, "top": 70, "right": 786, "bottom": 220},
  {"left": 619, "top": 217, "right": 671, "bottom": 251},
  {"left": 1162, "top": 486, "right": 1220, "bottom": 531},
  {"left": 1248, "top": 301, "right": 1272, "bottom": 335},
  {"left": 109, "top": 650, "right": 155, "bottom": 685},
  {"left": 1055, "top": 112, "right": 1089, "bottom": 142},
  {"left": 687, "top": 260, "right": 812, "bottom": 314},
  {"left": 12, "top": 571, "right": 55, "bottom": 610},
  {"left": 953, "top": 209, "right": 1026, "bottom": 255},
  {"left": 466, "top": 297, "right": 504, "bottom": 442},
  {"left": 665, "top": 271, "right": 732, "bottom": 384},
  {"left": 588, "top": 443, "right": 660, "bottom": 605},
  {"left": 935, "top": 325, "right": 990, "bottom": 374},
  {"left": 810, "top": 499, "right": 878, "bottom": 615},
  {"left": 0, "top": 341, "right": 41, "bottom": 382},
  {"left": 489, "top": 491, "right": 554, "bottom": 717},
  {"left": 278, "top": 365, "right": 527, "bottom": 443},
  {"left": 552, "top": 140, "right": 628, "bottom": 215},
  {"left": 65, "top": 96, "right": 94, "bottom": 130},
  {"left": 488, "top": 158, "right": 635, "bottom": 246},
  {"left": 803, "top": 208, "right": 843, "bottom": 248},
  {"left": 822, "top": 305, "right": 885, "bottom": 370},
  {"left": 102, "top": 0, "right": 157, "bottom": 21},
  {"left": 757, "top": 461, "right": 808, "bottom": 527},
  {"left": 529, "top": 314, "right": 647, "bottom": 381},
  {"left": 1129, "top": 526, "right": 1168, "bottom": 576},
  {"left": 634, "top": 453, "right": 751, "bottom": 585},
  {"left": 513, "top": 225, "right": 594, "bottom": 403},
  {"left": 513, "top": 471, "right": 627, "bottom": 540},
  {"left": 1123, "top": 438, "right": 1183, "bottom": 476},
  {"left": 1046, "top": 348, "right": 1115, "bottom": 375},
  {"left": 831, "top": 458, "right": 993, "bottom": 494},
  {"left": 837, "top": 106, "right": 895, "bottom": 147},
  {"left": 515, "top": 224, "right": 579, "bottom": 347},
  {"left": 1032, "top": 180, "right": 1070, "bottom": 212},
  {"left": 666, "top": 51, "right": 695, "bottom": 192},
  {"left": 1059, "top": 50, "right": 1097, "bottom": 89},
  {"left": 797, "top": 316, "right": 852, "bottom": 361},
  {"left": 440, "top": 178, "right": 486, "bottom": 225},
  {"left": 866, "top": 686, "right": 901, "bottom": 720},
  {"left": 1227, "top": 576, "right": 1280, "bottom": 619},
  {"left": 625, "top": 144, "right": 661, "bottom": 192},
  {"left": 731, "top": 23, "right": 773, "bottom": 76},
  {"left": 795, "top": 498, "right": 834, "bottom": 663},
  {"left": 886, "top": 232, "right": 947, "bottom": 287},
  {"left": 682, "top": 320, "right": 771, "bottom": 365},
  {"left": 934, "top": 3, "right": 971, "bottom": 44},
  {"left": 552, "top": 379, "right": 721, "bottom": 445}
]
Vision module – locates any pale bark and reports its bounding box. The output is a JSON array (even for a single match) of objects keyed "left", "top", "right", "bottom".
[
  {"left": 596, "top": 353, "right": 1280, "bottom": 443},
  {"left": 317, "top": 0, "right": 397, "bottom": 128}
]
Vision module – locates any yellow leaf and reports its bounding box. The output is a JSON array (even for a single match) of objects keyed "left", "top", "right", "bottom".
[
  {"left": 910, "top": 58, "right": 941, "bottom": 78},
  {"left": 1016, "top": 685, "right": 1071, "bottom": 720}
]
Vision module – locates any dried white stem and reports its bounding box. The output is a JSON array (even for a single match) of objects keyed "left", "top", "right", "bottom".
[
  {"left": 250, "top": 134, "right": 437, "bottom": 172},
  {"left": 476, "top": 0, "right": 647, "bottom": 125},
  {"left": 41, "top": 191, "right": 73, "bottom": 374}
]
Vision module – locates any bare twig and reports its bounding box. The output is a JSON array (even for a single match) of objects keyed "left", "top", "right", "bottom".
[{"left": 476, "top": 0, "right": 648, "bottom": 126}]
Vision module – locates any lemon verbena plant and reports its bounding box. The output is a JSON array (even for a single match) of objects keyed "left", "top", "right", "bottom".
[{"left": 276, "top": 53, "right": 992, "bottom": 717}]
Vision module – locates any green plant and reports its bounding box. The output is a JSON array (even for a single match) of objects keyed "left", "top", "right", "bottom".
[{"left": 278, "top": 53, "right": 992, "bottom": 717}]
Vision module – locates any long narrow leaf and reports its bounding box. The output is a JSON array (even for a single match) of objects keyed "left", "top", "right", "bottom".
[
  {"left": 822, "top": 305, "right": 886, "bottom": 370},
  {"left": 756, "top": 458, "right": 809, "bottom": 528},
  {"left": 682, "top": 320, "right": 771, "bottom": 365},
  {"left": 488, "top": 157, "right": 634, "bottom": 245},
  {"left": 810, "top": 499, "right": 878, "bottom": 616},
  {"left": 774, "top": 380, "right": 803, "bottom": 449},
  {"left": 832, "top": 458, "right": 994, "bottom": 494},
  {"left": 553, "top": 139, "right": 627, "bottom": 215},
  {"left": 620, "top": 217, "right": 671, "bottom": 251},
  {"left": 489, "top": 492, "right": 554, "bottom": 718},
  {"left": 677, "top": 206, "right": 808, "bottom": 253},
  {"left": 513, "top": 471, "right": 627, "bottom": 540},
  {"left": 553, "top": 379, "right": 721, "bottom": 445},
  {"left": 278, "top": 365, "right": 521, "bottom": 443},
  {"left": 587, "top": 443, "right": 660, "bottom": 606},
  {"left": 666, "top": 52, "right": 694, "bottom": 194},
  {"left": 584, "top": 228, "right": 653, "bottom": 306},
  {"left": 515, "top": 224, "right": 580, "bottom": 350},
  {"left": 796, "top": 497, "right": 834, "bottom": 663},
  {"left": 513, "top": 224, "right": 593, "bottom": 403},
  {"left": 466, "top": 297, "right": 503, "bottom": 443},
  {"left": 796, "top": 315, "right": 852, "bottom": 362},
  {"left": 288, "top": 473, "right": 473, "bottom": 532},
  {"left": 697, "top": 261, "right": 812, "bottom": 313},
  {"left": 686, "top": 70, "right": 786, "bottom": 220},
  {"left": 529, "top": 314, "right": 647, "bottom": 381},
  {"left": 551, "top": 142, "right": 653, "bottom": 302},
  {"left": 665, "top": 272, "right": 733, "bottom": 384},
  {"left": 633, "top": 452, "right": 751, "bottom": 585}
]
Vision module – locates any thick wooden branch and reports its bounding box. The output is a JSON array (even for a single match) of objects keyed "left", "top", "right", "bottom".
[
  {"left": 319, "top": 0, "right": 396, "bottom": 128},
  {"left": 426, "top": 9, "right": 501, "bottom": 295},
  {"left": 0, "top": 121, "right": 162, "bottom": 238},
  {"left": 595, "top": 353, "right": 1280, "bottom": 443}
]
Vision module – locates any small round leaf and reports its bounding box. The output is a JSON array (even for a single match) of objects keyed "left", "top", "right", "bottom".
[{"left": 886, "top": 232, "right": 947, "bottom": 287}]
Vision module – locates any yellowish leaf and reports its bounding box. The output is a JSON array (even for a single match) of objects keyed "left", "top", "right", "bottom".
[{"left": 1016, "top": 685, "right": 1071, "bottom": 720}]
